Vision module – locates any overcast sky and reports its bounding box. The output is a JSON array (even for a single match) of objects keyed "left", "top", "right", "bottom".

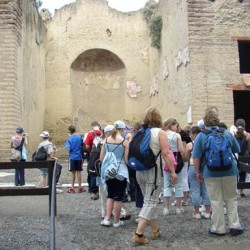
[{"left": 41, "top": 0, "right": 159, "bottom": 14}]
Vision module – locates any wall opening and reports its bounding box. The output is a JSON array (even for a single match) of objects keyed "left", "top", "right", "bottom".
[
  {"left": 238, "top": 41, "right": 250, "bottom": 74},
  {"left": 70, "top": 49, "right": 126, "bottom": 130},
  {"left": 233, "top": 90, "right": 250, "bottom": 132}
]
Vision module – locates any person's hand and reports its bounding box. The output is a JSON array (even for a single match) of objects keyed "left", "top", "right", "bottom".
[
  {"left": 196, "top": 172, "right": 203, "bottom": 182},
  {"left": 170, "top": 172, "right": 178, "bottom": 186}
]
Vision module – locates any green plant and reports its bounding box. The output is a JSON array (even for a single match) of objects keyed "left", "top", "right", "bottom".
[
  {"left": 143, "top": 0, "right": 158, "bottom": 23},
  {"left": 149, "top": 16, "right": 163, "bottom": 49}
]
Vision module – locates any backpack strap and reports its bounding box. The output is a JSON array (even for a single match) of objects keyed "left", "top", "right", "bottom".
[
  {"left": 15, "top": 137, "right": 25, "bottom": 151},
  {"left": 150, "top": 150, "right": 162, "bottom": 196}
]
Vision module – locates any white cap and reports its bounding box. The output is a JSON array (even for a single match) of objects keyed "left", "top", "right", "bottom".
[
  {"left": 39, "top": 131, "right": 49, "bottom": 137},
  {"left": 104, "top": 125, "right": 114, "bottom": 133}
]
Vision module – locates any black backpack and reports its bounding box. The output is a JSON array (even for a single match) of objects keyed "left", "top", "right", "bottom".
[
  {"left": 32, "top": 146, "right": 48, "bottom": 161},
  {"left": 235, "top": 135, "right": 247, "bottom": 156},
  {"left": 87, "top": 136, "right": 102, "bottom": 176}
]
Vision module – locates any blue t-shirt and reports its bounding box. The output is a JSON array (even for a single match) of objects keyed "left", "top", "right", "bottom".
[
  {"left": 192, "top": 126, "right": 240, "bottom": 178},
  {"left": 65, "top": 134, "right": 83, "bottom": 160}
]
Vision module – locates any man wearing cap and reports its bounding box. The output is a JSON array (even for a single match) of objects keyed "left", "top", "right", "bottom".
[
  {"left": 11, "top": 127, "right": 28, "bottom": 186},
  {"left": 37, "top": 131, "right": 54, "bottom": 187}
]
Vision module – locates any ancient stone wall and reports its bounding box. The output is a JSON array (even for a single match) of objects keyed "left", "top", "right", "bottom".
[
  {"left": 0, "top": 0, "right": 46, "bottom": 160},
  {"left": 45, "top": 0, "right": 151, "bottom": 144},
  {"left": 187, "top": 0, "right": 250, "bottom": 125},
  {"left": 149, "top": 0, "right": 191, "bottom": 126}
]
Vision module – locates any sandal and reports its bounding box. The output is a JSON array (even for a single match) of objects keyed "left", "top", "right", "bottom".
[{"left": 67, "top": 187, "right": 75, "bottom": 194}]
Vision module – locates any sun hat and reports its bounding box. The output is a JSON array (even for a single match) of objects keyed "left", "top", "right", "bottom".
[
  {"left": 104, "top": 125, "right": 114, "bottom": 133},
  {"left": 16, "top": 127, "right": 24, "bottom": 133},
  {"left": 39, "top": 131, "right": 50, "bottom": 137},
  {"left": 114, "top": 120, "right": 126, "bottom": 130}
]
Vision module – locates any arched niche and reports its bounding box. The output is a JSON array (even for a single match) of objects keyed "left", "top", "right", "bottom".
[{"left": 70, "top": 49, "right": 126, "bottom": 131}]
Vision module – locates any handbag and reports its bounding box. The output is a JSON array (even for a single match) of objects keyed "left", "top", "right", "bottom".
[
  {"left": 164, "top": 146, "right": 177, "bottom": 172},
  {"left": 174, "top": 151, "right": 184, "bottom": 174},
  {"left": 10, "top": 137, "right": 25, "bottom": 162}
]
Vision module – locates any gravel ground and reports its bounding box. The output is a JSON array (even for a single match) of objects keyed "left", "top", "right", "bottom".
[{"left": 0, "top": 161, "right": 250, "bottom": 250}]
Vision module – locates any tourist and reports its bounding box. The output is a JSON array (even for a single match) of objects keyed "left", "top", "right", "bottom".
[
  {"left": 10, "top": 127, "right": 28, "bottom": 186},
  {"left": 132, "top": 107, "right": 177, "bottom": 245},
  {"left": 36, "top": 131, "right": 54, "bottom": 187},
  {"left": 84, "top": 121, "right": 102, "bottom": 200},
  {"left": 65, "top": 125, "right": 84, "bottom": 193},
  {"left": 162, "top": 118, "right": 184, "bottom": 215},
  {"left": 234, "top": 119, "right": 250, "bottom": 197},
  {"left": 100, "top": 120, "right": 129, "bottom": 228},
  {"left": 185, "top": 126, "right": 211, "bottom": 219},
  {"left": 193, "top": 110, "right": 243, "bottom": 236}
]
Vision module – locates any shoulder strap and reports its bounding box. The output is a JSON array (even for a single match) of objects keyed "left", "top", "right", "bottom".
[{"left": 15, "top": 137, "right": 25, "bottom": 150}]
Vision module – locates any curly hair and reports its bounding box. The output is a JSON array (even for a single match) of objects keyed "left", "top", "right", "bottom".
[
  {"left": 203, "top": 110, "right": 220, "bottom": 127},
  {"left": 143, "top": 107, "right": 163, "bottom": 128}
]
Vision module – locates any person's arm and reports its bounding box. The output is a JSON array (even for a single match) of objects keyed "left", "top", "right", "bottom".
[
  {"left": 192, "top": 133, "right": 203, "bottom": 182},
  {"left": 246, "top": 134, "right": 250, "bottom": 154},
  {"left": 159, "top": 130, "right": 177, "bottom": 185},
  {"left": 100, "top": 142, "right": 106, "bottom": 162},
  {"left": 184, "top": 142, "right": 192, "bottom": 161},
  {"left": 123, "top": 140, "right": 129, "bottom": 164}
]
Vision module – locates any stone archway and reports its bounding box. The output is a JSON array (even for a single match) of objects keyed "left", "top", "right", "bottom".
[{"left": 70, "top": 49, "right": 126, "bottom": 131}]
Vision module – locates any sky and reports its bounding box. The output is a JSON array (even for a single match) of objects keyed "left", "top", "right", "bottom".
[{"left": 41, "top": 0, "right": 159, "bottom": 14}]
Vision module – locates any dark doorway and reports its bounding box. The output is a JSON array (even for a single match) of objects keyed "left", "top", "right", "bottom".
[
  {"left": 233, "top": 90, "right": 250, "bottom": 132},
  {"left": 238, "top": 41, "right": 250, "bottom": 74}
]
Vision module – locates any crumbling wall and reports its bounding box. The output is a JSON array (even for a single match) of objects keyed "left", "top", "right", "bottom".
[
  {"left": 45, "top": 0, "right": 150, "bottom": 144},
  {"left": 0, "top": 0, "right": 46, "bottom": 160},
  {"left": 149, "top": 0, "right": 191, "bottom": 126}
]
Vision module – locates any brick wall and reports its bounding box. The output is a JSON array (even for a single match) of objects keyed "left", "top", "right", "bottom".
[{"left": 0, "top": 0, "right": 46, "bottom": 160}]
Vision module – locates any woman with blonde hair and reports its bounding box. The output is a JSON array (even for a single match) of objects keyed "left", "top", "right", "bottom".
[
  {"left": 162, "top": 118, "right": 184, "bottom": 215},
  {"left": 132, "top": 107, "right": 177, "bottom": 245}
]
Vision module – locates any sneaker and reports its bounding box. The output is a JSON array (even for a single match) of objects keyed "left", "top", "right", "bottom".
[
  {"left": 176, "top": 208, "right": 184, "bottom": 215},
  {"left": 152, "top": 230, "right": 161, "bottom": 240},
  {"left": 78, "top": 187, "right": 86, "bottom": 193},
  {"left": 132, "top": 234, "right": 149, "bottom": 245},
  {"left": 192, "top": 213, "right": 201, "bottom": 220},
  {"left": 240, "top": 193, "right": 246, "bottom": 197},
  {"left": 91, "top": 193, "right": 99, "bottom": 200},
  {"left": 202, "top": 213, "right": 211, "bottom": 219},
  {"left": 113, "top": 220, "right": 124, "bottom": 228},
  {"left": 230, "top": 228, "right": 244, "bottom": 236},
  {"left": 120, "top": 214, "right": 131, "bottom": 221},
  {"left": 100, "top": 219, "right": 112, "bottom": 227},
  {"left": 208, "top": 227, "right": 226, "bottom": 236},
  {"left": 67, "top": 188, "right": 75, "bottom": 194},
  {"left": 163, "top": 208, "right": 170, "bottom": 215}
]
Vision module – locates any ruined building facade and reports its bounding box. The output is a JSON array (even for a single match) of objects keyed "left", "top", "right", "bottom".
[{"left": 0, "top": 0, "right": 250, "bottom": 159}]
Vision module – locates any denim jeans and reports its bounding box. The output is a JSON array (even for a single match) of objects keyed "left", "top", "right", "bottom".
[
  {"left": 14, "top": 168, "right": 25, "bottom": 186},
  {"left": 89, "top": 174, "right": 98, "bottom": 194},
  {"left": 163, "top": 171, "right": 183, "bottom": 198},
  {"left": 188, "top": 165, "right": 210, "bottom": 206}
]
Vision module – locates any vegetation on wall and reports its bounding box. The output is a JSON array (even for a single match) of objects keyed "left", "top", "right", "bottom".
[
  {"left": 143, "top": 0, "right": 162, "bottom": 49},
  {"left": 149, "top": 16, "right": 162, "bottom": 49},
  {"left": 143, "top": 0, "right": 158, "bottom": 23}
]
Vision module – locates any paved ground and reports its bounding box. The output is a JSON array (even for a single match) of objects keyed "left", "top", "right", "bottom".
[{"left": 0, "top": 161, "right": 250, "bottom": 250}]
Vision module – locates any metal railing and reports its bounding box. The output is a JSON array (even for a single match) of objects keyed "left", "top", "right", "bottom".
[{"left": 0, "top": 160, "right": 57, "bottom": 250}]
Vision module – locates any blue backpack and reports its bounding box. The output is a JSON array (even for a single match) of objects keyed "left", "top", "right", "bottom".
[
  {"left": 128, "top": 126, "right": 160, "bottom": 171},
  {"left": 202, "top": 128, "right": 233, "bottom": 171}
]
